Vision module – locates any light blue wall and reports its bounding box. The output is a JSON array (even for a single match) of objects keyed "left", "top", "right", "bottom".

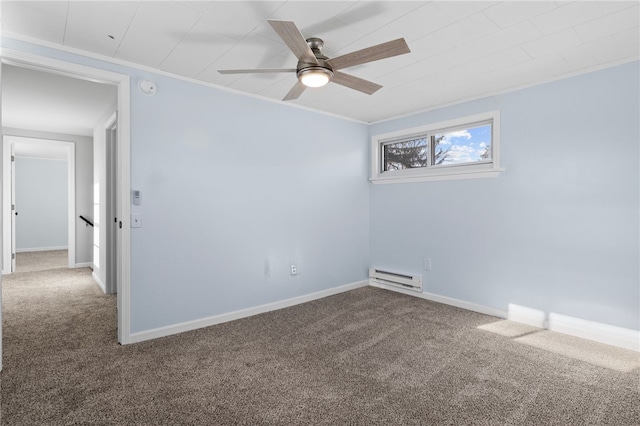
[
  {"left": 2, "top": 38, "right": 370, "bottom": 333},
  {"left": 15, "top": 157, "right": 68, "bottom": 250},
  {"left": 129, "top": 73, "right": 369, "bottom": 331},
  {"left": 369, "top": 61, "right": 640, "bottom": 331}
]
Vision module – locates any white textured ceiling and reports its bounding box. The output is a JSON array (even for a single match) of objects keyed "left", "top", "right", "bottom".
[
  {"left": 1, "top": 64, "right": 117, "bottom": 136},
  {"left": 1, "top": 1, "right": 639, "bottom": 123}
]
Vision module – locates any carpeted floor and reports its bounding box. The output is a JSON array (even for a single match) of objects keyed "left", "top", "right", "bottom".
[
  {"left": 15, "top": 249, "right": 68, "bottom": 273},
  {"left": 1, "top": 262, "right": 639, "bottom": 425}
]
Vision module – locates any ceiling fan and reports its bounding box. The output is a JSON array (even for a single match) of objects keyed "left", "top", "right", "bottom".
[{"left": 218, "top": 20, "right": 410, "bottom": 101}]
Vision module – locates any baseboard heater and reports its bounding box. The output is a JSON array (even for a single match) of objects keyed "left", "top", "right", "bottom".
[{"left": 369, "top": 268, "right": 422, "bottom": 292}]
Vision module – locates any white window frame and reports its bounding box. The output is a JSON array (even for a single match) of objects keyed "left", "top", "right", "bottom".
[{"left": 371, "top": 111, "right": 503, "bottom": 184}]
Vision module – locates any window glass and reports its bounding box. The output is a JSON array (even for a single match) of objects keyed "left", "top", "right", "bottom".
[
  {"left": 382, "top": 137, "right": 428, "bottom": 171},
  {"left": 434, "top": 124, "right": 492, "bottom": 166},
  {"left": 371, "top": 111, "right": 501, "bottom": 183}
]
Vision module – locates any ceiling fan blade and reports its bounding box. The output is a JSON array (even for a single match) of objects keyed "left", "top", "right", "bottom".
[
  {"left": 283, "top": 81, "right": 306, "bottom": 101},
  {"left": 332, "top": 71, "right": 382, "bottom": 95},
  {"left": 268, "top": 20, "right": 319, "bottom": 65},
  {"left": 327, "top": 38, "right": 410, "bottom": 70},
  {"left": 218, "top": 68, "right": 296, "bottom": 75}
]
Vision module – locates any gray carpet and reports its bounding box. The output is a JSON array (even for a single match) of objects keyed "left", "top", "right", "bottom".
[
  {"left": 1, "top": 265, "right": 639, "bottom": 425},
  {"left": 15, "top": 249, "right": 68, "bottom": 273}
]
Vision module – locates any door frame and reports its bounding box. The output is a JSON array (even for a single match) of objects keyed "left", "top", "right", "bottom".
[
  {"left": 10, "top": 142, "right": 15, "bottom": 272},
  {"left": 105, "top": 113, "right": 118, "bottom": 294},
  {"left": 2, "top": 137, "right": 75, "bottom": 272},
  {"left": 0, "top": 49, "right": 132, "bottom": 354}
]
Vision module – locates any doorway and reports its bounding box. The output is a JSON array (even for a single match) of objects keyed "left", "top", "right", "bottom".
[
  {"left": 0, "top": 50, "right": 133, "bottom": 372},
  {"left": 2, "top": 137, "right": 75, "bottom": 274}
]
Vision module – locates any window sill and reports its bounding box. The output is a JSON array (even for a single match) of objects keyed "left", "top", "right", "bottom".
[{"left": 370, "top": 167, "right": 505, "bottom": 184}]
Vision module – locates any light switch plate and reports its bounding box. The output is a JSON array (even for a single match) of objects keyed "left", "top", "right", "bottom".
[{"left": 131, "top": 214, "right": 142, "bottom": 228}]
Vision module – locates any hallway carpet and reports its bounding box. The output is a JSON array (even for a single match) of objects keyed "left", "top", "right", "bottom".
[{"left": 15, "top": 249, "right": 68, "bottom": 273}]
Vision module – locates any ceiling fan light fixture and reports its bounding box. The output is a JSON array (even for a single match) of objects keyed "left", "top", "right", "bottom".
[{"left": 298, "top": 67, "right": 333, "bottom": 88}]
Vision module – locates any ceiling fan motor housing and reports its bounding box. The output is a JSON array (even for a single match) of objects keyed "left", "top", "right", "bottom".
[{"left": 296, "top": 38, "right": 334, "bottom": 84}]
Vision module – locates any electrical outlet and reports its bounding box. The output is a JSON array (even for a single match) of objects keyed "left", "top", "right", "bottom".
[
  {"left": 423, "top": 258, "right": 432, "bottom": 271},
  {"left": 290, "top": 264, "right": 297, "bottom": 275}
]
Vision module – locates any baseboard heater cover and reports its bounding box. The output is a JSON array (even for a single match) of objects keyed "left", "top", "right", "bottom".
[{"left": 369, "top": 268, "right": 422, "bottom": 292}]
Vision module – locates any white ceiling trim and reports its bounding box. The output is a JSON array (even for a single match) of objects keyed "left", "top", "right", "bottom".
[
  {"left": 3, "top": 28, "right": 637, "bottom": 125},
  {"left": 1, "top": 31, "right": 368, "bottom": 125},
  {"left": 2, "top": 1, "right": 638, "bottom": 123},
  {"left": 369, "top": 56, "right": 639, "bottom": 125}
]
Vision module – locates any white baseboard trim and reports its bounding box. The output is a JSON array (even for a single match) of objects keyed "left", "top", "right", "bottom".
[
  {"left": 369, "top": 282, "right": 640, "bottom": 352},
  {"left": 548, "top": 313, "right": 640, "bottom": 352},
  {"left": 73, "top": 262, "right": 92, "bottom": 269},
  {"left": 92, "top": 271, "right": 106, "bottom": 294},
  {"left": 129, "top": 280, "right": 370, "bottom": 344},
  {"left": 16, "top": 246, "right": 68, "bottom": 253},
  {"left": 371, "top": 282, "right": 639, "bottom": 352},
  {"left": 125, "top": 278, "right": 639, "bottom": 352},
  {"left": 369, "top": 281, "right": 507, "bottom": 319},
  {"left": 507, "top": 303, "right": 547, "bottom": 329}
]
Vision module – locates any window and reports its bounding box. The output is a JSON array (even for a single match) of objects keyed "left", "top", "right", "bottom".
[{"left": 371, "top": 111, "right": 502, "bottom": 183}]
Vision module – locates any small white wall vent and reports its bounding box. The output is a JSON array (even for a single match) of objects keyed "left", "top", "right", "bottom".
[{"left": 369, "top": 268, "right": 422, "bottom": 292}]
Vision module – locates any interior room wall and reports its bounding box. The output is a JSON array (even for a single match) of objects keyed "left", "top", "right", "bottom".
[
  {"left": 369, "top": 61, "right": 640, "bottom": 332},
  {"left": 2, "top": 128, "right": 94, "bottom": 265},
  {"left": 128, "top": 73, "right": 370, "bottom": 333},
  {"left": 14, "top": 156, "right": 68, "bottom": 251},
  {"left": 2, "top": 38, "right": 371, "bottom": 334}
]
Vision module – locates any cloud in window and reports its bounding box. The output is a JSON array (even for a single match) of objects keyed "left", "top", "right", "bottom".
[
  {"left": 440, "top": 129, "right": 472, "bottom": 146},
  {"left": 447, "top": 130, "right": 472, "bottom": 139},
  {"left": 442, "top": 144, "right": 477, "bottom": 163}
]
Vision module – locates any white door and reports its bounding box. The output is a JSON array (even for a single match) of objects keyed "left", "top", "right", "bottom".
[{"left": 10, "top": 144, "right": 16, "bottom": 273}]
